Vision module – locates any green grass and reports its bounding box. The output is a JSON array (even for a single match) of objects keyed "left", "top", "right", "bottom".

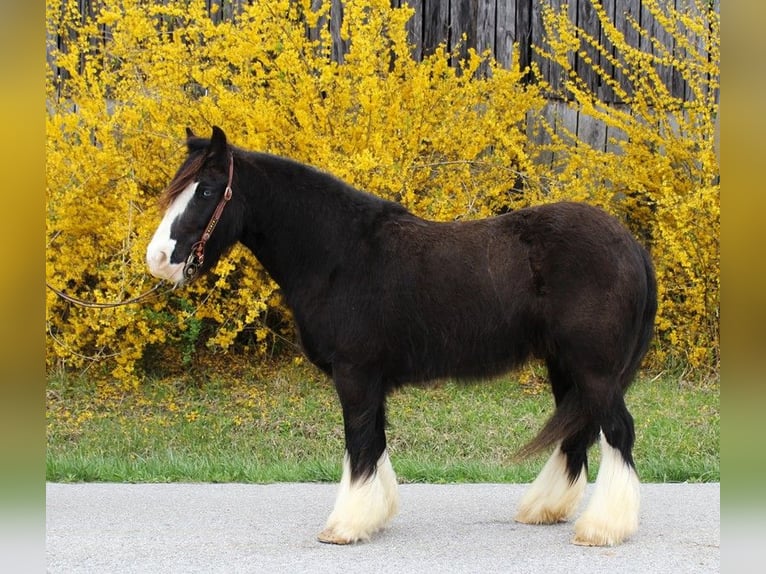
[{"left": 46, "top": 362, "right": 719, "bottom": 484}]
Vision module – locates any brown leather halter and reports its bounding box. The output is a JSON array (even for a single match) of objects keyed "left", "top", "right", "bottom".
[{"left": 183, "top": 151, "right": 235, "bottom": 280}]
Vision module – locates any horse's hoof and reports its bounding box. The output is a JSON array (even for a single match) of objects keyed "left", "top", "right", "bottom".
[
  {"left": 571, "top": 534, "right": 601, "bottom": 547},
  {"left": 317, "top": 527, "right": 354, "bottom": 545},
  {"left": 571, "top": 521, "right": 624, "bottom": 547}
]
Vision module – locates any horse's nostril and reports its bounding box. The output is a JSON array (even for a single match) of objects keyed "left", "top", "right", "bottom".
[{"left": 147, "top": 248, "right": 167, "bottom": 267}]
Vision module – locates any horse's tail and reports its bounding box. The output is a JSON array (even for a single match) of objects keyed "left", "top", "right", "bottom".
[
  {"left": 514, "top": 390, "right": 585, "bottom": 460},
  {"left": 619, "top": 247, "right": 658, "bottom": 391},
  {"left": 515, "top": 246, "right": 658, "bottom": 461}
]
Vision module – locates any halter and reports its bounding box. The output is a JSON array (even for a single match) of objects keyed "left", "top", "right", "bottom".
[{"left": 183, "top": 151, "right": 235, "bottom": 280}]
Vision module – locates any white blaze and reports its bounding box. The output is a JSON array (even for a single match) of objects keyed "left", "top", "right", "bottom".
[{"left": 146, "top": 181, "right": 198, "bottom": 283}]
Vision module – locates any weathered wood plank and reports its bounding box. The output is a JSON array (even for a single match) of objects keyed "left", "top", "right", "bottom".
[
  {"left": 530, "top": 100, "right": 580, "bottom": 171},
  {"left": 605, "top": 103, "right": 630, "bottom": 154},
  {"left": 563, "top": 0, "right": 576, "bottom": 93},
  {"left": 494, "top": 0, "right": 516, "bottom": 69},
  {"left": 219, "top": 0, "right": 236, "bottom": 22},
  {"left": 307, "top": 0, "right": 327, "bottom": 44},
  {"left": 450, "top": 0, "right": 478, "bottom": 66},
  {"left": 526, "top": 106, "right": 554, "bottom": 169},
  {"left": 330, "top": 0, "right": 348, "bottom": 64},
  {"left": 599, "top": 0, "right": 617, "bottom": 102},
  {"left": 530, "top": 0, "right": 549, "bottom": 88},
  {"left": 516, "top": 0, "right": 533, "bottom": 76},
  {"left": 682, "top": 0, "right": 708, "bottom": 103},
  {"left": 422, "top": 0, "right": 450, "bottom": 57},
  {"left": 577, "top": 109, "right": 608, "bottom": 152},
  {"left": 668, "top": 0, "right": 687, "bottom": 101},
  {"left": 612, "top": 0, "right": 641, "bottom": 101},
  {"left": 532, "top": 0, "right": 572, "bottom": 95},
  {"left": 557, "top": 102, "right": 580, "bottom": 146},
  {"left": 476, "top": 0, "right": 495, "bottom": 56},
  {"left": 398, "top": 0, "right": 425, "bottom": 62},
  {"left": 576, "top": 0, "right": 602, "bottom": 95},
  {"left": 621, "top": 0, "right": 641, "bottom": 50},
  {"left": 639, "top": 0, "right": 666, "bottom": 99}
]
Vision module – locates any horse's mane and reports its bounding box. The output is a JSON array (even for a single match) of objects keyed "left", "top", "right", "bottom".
[
  {"left": 158, "top": 146, "right": 207, "bottom": 210},
  {"left": 159, "top": 142, "right": 406, "bottom": 221}
]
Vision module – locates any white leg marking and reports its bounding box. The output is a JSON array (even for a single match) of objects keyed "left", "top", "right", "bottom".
[
  {"left": 317, "top": 450, "right": 399, "bottom": 544},
  {"left": 515, "top": 443, "right": 586, "bottom": 524},
  {"left": 146, "top": 181, "right": 198, "bottom": 283},
  {"left": 572, "top": 431, "right": 640, "bottom": 546}
]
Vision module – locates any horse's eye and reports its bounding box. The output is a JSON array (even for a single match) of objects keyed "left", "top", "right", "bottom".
[{"left": 201, "top": 188, "right": 213, "bottom": 198}]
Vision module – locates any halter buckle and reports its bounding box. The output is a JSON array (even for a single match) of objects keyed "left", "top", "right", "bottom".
[
  {"left": 183, "top": 260, "right": 200, "bottom": 279},
  {"left": 183, "top": 243, "right": 204, "bottom": 280}
]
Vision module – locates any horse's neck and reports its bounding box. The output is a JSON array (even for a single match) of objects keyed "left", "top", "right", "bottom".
[{"left": 239, "top": 159, "right": 358, "bottom": 293}]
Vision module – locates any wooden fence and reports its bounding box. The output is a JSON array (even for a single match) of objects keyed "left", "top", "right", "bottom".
[{"left": 48, "top": 0, "right": 719, "bottom": 152}]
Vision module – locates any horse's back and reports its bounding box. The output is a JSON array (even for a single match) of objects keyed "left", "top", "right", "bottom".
[
  {"left": 383, "top": 201, "right": 650, "bottom": 311},
  {"left": 372, "top": 201, "right": 654, "bottom": 382}
]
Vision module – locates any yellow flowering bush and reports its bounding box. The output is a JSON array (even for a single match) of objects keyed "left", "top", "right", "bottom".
[
  {"left": 46, "top": 0, "right": 719, "bottom": 385},
  {"left": 531, "top": 0, "right": 719, "bottom": 371}
]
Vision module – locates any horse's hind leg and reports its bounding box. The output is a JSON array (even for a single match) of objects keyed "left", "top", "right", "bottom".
[
  {"left": 516, "top": 362, "right": 596, "bottom": 524},
  {"left": 515, "top": 427, "right": 596, "bottom": 524},
  {"left": 317, "top": 364, "right": 399, "bottom": 544},
  {"left": 572, "top": 391, "right": 640, "bottom": 546}
]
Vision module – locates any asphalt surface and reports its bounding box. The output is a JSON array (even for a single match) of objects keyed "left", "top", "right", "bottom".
[{"left": 47, "top": 482, "right": 719, "bottom": 573}]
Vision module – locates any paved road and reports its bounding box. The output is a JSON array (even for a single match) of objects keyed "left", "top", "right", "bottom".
[{"left": 47, "top": 482, "right": 719, "bottom": 573}]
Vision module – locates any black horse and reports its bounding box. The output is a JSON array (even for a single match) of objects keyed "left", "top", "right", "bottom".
[{"left": 146, "top": 126, "right": 657, "bottom": 546}]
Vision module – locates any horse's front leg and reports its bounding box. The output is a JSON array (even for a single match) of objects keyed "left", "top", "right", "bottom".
[{"left": 317, "top": 365, "right": 399, "bottom": 544}]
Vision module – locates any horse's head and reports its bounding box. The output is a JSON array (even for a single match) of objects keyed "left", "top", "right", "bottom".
[{"left": 146, "top": 126, "right": 242, "bottom": 285}]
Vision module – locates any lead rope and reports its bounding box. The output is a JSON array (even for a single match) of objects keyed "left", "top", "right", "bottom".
[{"left": 46, "top": 281, "right": 168, "bottom": 309}]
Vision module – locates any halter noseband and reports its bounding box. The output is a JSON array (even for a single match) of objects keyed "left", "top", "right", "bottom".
[{"left": 183, "top": 152, "right": 235, "bottom": 280}]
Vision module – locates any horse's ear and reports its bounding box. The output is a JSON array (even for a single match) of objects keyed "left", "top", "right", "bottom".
[
  {"left": 209, "top": 126, "right": 228, "bottom": 160},
  {"left": 185, "top": 127, "right": 202, "bottom": 153}
]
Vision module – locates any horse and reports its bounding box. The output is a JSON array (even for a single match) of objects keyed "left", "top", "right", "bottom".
[{"left": 146, "top": 126, "right": 657, "bottom": 547}]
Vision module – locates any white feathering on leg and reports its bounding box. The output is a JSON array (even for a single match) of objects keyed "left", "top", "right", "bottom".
[
  {"left": 572, "top": 431, "right": 640, "bottom": 546},
  {"left": 317, "top": 450, "right": 399, "bottom": 544},
  {"left": 516, "top": 444, "right": 587, "bottom": 524}
]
